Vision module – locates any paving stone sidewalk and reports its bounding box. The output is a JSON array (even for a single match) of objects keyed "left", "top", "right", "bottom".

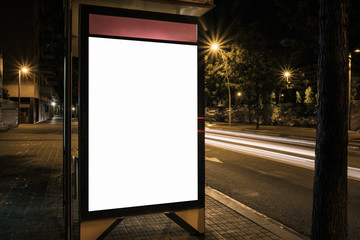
[
  {"left": 0, "top": 118, "right": 64, "bottom": 240},
  {"left": 0, "top": 118, "right": 304, "bottom": 239}
]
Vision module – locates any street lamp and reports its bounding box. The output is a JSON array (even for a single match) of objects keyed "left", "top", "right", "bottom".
[
  {"left": 283, "top": 71, "right": 291, "bottom": 88},
  {"left": 211, "top": 44, "right": 219, "bottom": 51},
  {"left": 18, "top": 67, "right": 29, "bottom": 125},
  {"left": 348, "top": 49, "right": 360, "bottom": 130},
  {"left": 211, "top": 43, "right": 232, "bottom": 126}
]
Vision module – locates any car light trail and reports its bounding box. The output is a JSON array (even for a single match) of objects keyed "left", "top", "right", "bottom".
[
  {"left": 206, "top": 133, "right": 315, "bottom": 157},
  {"left": 206, "top": 138, "right": 360, "bottom": 180},
  {"left": 206, "top": 128, "right": 315, "bottom": 147},
  {"left": 206, "top": 139, "right": 315, "bottom": 169}
]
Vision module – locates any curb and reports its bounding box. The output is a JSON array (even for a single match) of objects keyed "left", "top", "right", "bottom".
[{"left": 205, "top": 186, "right": 309, "bottom": 240}]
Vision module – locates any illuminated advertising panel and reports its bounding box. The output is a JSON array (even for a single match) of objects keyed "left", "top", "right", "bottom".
[{"left": 79, "top": 5, "right": 204, "bottom": 220}]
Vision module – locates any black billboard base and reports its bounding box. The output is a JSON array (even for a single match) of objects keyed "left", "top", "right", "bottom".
[
  {"left": 79, "top": 208, "right": 205, "bottom": 239},
  {"left": 166, "top": 208, "right": 205, "bottom": 235},
  {"left": 80, "top": 218, "right": 123, "bottom": 240}
]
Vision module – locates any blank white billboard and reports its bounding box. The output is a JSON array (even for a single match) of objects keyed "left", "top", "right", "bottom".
[{"left": 88, "top": 37, "right": 198, "bottom": 211}]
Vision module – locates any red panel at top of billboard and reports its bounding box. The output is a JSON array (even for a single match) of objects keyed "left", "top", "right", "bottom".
[{"left": 89, "top": 14, "right": 197, "bottom": 43}]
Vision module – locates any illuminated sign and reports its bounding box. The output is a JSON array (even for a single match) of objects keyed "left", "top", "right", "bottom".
[{"left": 79, "top": 5, "right": 204, "bottom": 220}]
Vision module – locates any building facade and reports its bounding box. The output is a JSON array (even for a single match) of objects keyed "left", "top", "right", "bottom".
[{"left": 0, "top": 0, "right": 59, "bottom": 124}]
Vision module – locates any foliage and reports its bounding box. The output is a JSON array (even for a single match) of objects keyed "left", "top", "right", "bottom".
[
  {"left": 296, "top": 91, "right": 302, "bottom": 103},
  {"left": 203, "top": 47, "right": 318, "bottom": 128},
  {"left": 205, "top": 44, "right": 280, "bottom": 129},
  {"left": 304, "top": 86, "right": 316, "bottom": 104},
  {"left": 202, "top": 0, "right": 322, "bottom": 128},
  {"left": 271, "top": 103, "right": 316, "bottom": 127},
  {"left": 240, "top": 49, "right": 280, "bottom": 128},
  {"left": 205, "top": 45, "right": 247, "bottom": 108},
  {"left": 205, "top": 103, "right": 317, "bottom": 127}
]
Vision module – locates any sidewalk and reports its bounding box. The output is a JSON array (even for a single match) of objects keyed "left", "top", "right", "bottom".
[
  {"left": 0, "top": 118, "right": 306, "bottom": 240},
  {"left": 206, "top": 121, "right": 360, "bottom": 150}
]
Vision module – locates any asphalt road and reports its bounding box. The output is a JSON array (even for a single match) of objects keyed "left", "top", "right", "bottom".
[{"left": 205, "top": 130, "right": 360, "bottom": 239}]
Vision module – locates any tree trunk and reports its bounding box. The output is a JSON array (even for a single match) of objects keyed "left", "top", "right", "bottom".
[
  {"left": 248, "top": 104, "right": 252, "bottom": 123},
  {"left": 311, "top": 0, "right": 349, "bottom": 239},
  {"left": 255, "top": 115, "right": 260, "bottom": 130}
]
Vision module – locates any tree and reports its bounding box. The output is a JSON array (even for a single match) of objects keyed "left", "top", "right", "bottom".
[
  {"left": 239, "top": 49, "right": 278, "bottom": 129},
  {"left": 205, "top": 45, "right": 278, "bottom": 129},
  {"left": 304, "top": 86, "right": 316, "bottom": 104},
  {"left": 311, "top": 0, "right": 349, "bottom": 239},
  {"left": 204, "top": 46, "right": 243, "bottom": 108}
]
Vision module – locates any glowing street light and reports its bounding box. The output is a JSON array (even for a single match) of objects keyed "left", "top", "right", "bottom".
[
  {"left": 211, "top": 43, "right": 219, "bottom": 51},
  {"left": 51, "top": 102, "right": 56, "bottom": 107},
  {"left": 237, "top": 92, "right": 242, "bottom": 97},
  {"left": 284, "top": 71, "right": 291, "bottom": 82},
  {"left": 210, "top": 43, "right": 232, "bottom": 126},
  {"left": 18, "top": 67, "right": 29, "bottom": 125},
  {"left": 283, "top": 70, "right": 292, "bottom": 89}
]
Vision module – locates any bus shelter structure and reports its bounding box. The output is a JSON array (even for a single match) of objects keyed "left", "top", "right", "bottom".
[{"left": 64, "top": 1, "right": 214, "bottom": 239}]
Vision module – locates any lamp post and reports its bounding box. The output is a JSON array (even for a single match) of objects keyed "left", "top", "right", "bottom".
[
  {"left": 18, "top": 67, "right": 28, "bottom": 125},
  {"left": 284, "top": 71, "right": 291, "bottom": 89},
  {"left": 51, "top": 102, "right": 56, "bottom": 117},
  {"left": 211, "top": 43, "right": 232, "bottom": 126},
  {"left": 348, "top": 49, "right": 360, "bottom": 130}
]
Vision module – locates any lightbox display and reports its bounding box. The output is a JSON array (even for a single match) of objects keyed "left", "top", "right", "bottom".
[
  {"left": 79, "top": 5, "right": 204, "bottom": 220},
  {"left": 88, "top": 37, "right": 198, "bottom": 211}
]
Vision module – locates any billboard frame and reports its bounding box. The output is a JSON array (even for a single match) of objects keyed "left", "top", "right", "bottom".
[{"left": 79, "top": 4, "right": 205, "bottom": 221}]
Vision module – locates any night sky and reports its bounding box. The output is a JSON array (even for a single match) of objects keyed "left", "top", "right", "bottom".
[{"left": 1, "top": 0, "right": 360, "bottom": 96}]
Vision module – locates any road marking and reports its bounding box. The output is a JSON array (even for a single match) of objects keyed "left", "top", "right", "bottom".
[{"left": 205, "top": 157, "right": 223, "bottom": 163}]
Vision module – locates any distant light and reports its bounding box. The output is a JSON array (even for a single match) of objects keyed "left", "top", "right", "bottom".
[
  {"left": 21, "top": 67, "right": 28, "bottom": 73},
  {"left": 284, "top": 71, "right": 291, "bottom": 78},
  {"left": 211, "top": 44, "right": 219, "bottom": 51},
  {"left": 72, "top": 107, "right": 75, "bottom": 111},
  {"left": 51, "top": 102, "right": 56, "bottom": 107},
  {"left": 355, "top": 49, "right": 360, "bottom": 53},
  {"left": 237, "top": 92, "right": 242, "bottom": 96}
]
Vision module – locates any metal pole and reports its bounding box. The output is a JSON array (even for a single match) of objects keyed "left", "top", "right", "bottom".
[
  {"left": 220, "top": 50, "right": 231, "bottom": 127},
  {"left": 286, "top": 76, "right": 289, "bottom": 89},
  {"left": 64, "top": 0, "right": 72, "bottom": 238},
  {"left": 349, "top": 53, "right": 351, "bottom": 130},
  {"left": 18, "top": 71, "right": 21, "bottom": 125}
]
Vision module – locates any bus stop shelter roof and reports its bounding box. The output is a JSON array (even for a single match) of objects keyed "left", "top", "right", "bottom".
[{"left": 71, "top": 0, "right": 215, "bottom": 57}]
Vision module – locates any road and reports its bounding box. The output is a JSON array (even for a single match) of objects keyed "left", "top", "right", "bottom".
[{"left": 205, "top": 129, "right": 360, "bottom": 239}]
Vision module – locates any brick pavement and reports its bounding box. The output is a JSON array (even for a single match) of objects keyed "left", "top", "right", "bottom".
[
  {"left": 0, "top": 118, "right": 304, "bottom": 240},
  {"left": 104, "top": 195, "right": 282, "bottom": 240},
  {"left": 0, "top": 118, "right": 64, "bottom": 240}
]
